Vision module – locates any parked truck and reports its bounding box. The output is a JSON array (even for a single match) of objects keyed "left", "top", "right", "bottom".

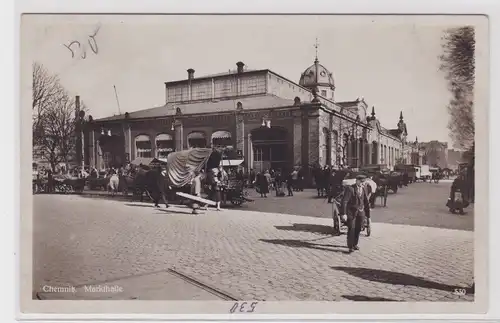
[
  {"left": 394, "top": 164, "right": 417, "bottom": 183},
  {"left": 416, "top": 165, "right": 432, "bottom": 182}
]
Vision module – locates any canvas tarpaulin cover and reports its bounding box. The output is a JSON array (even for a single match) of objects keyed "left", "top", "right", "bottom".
[{"left": 166, "top": 148, "right": 214, "bottom": 187}]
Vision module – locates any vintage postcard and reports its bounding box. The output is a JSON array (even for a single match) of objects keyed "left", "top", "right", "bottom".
[{"left": 20, "top": 12, "right": 489, "bottom": 318}]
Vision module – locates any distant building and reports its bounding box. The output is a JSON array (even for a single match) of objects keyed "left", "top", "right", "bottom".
[
  {"left": 86, "top": 55, "right": 408, "bottom": 178},
  {"left": 418, "top": 140, "right": 448, "bottom": 168}
]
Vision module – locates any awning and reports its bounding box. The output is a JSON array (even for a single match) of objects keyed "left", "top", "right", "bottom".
[
  {"left": 130, "top": 157, "right": 167, "bottom": 166},
  {"left": 221, "top": 159, "right": 244, "bottom": 166},
  {"left": 211, "top": 130, "right": 232, "bottom": 140},
  {"left": 135, "top": 134, "right": 151, "bottom": 142},
  {"left": 131, "top": 157, "right": 156, "bottom": 166},
  {"left": 156, "top": 133, "right": 173, "bottom": 141},
  {"left": 187, "top": 132, "right": 205, "bottom": 140}
]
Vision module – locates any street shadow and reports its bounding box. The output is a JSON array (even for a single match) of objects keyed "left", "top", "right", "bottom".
[
  {"left": 275, "top": 223, "right": 338, "bottom": 236},
  {"left": 156, "top": 208, "right": 194, "bottom": 215},
  {"left": 260, "top": 239, "right": 349, "bottom": 254},
  {"left": 331, "top": 266, "right": 474, "bottom": 294},
  {"left": 342, "top": 295, "right": 400, "bottom": 302}
]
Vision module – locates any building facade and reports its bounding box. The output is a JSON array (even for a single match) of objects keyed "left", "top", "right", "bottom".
[{"left": 86, "top": 59, "right": 409, "bottom": 175}]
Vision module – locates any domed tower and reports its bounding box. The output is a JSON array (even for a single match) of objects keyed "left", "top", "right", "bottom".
[{"left": 299, "top": 39, "right": 336, "bottom": 101}]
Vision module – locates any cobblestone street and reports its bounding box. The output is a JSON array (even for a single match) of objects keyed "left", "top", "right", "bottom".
[
  {"left": 33, "top": 180, "right": 474, "bottom": 302},
  {"left": 243, "top": 181, "right": 473, "bottom": 231}
]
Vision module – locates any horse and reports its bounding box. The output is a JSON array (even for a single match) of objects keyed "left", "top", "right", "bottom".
[
  {"left": 107, "top": 174, "right": 120, "bottom": 197},
  {"left": 312, "top": 166, "right": 327, "bottom": 197},
  {"left": 130, "top": 167, "right": 170, "bottom": 208},
  {"left": 370, "top": 173, "right": 389, "bottom": 207}
]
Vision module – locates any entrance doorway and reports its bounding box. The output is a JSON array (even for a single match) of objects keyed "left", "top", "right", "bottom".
[
  {"left": 99, "top": 134, "right": 125, "bottom": 168},
  {"left": 251, "top": 126, "right": 288, "bottom": 172}
]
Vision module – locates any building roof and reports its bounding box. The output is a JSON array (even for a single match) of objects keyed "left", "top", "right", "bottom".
[
  {"left": 96, "top": 95, "right": 296, "bottom": 122},
  {"left": 197, "top": 68, "right": 257, "bottom": 79},
  {"left": 336, "top": 100, "right": 360, "bottom": 108},
  {"left": 387, "top": 129, "right": 402, "bottom": 137},
  {"left": 165, "top": 68, "right": 267, "bottom": 85}
]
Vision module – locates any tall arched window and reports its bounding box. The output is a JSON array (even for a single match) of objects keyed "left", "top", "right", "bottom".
[
  {"left": 372, "top": 141, "right": 378, "bottom": 164},
  {"left": 155, "top": 133, "right": 174, "bottom": 159},
  {"left": 187, "top": 131, "right": 207, "bottom": 148},
  {"left": 135, "top": 134, "right": 152, "bottom": 158},
  {"left": 332, "top": 130, "right": 339, "bottom": 166},
  {"left": 342, "top": 134, "right": 349, "bottom": 166},
  {"left": 322, "top": 128, "right": 330, "bottom": 166}
]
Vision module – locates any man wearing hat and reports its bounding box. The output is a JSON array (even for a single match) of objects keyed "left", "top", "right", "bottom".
[{"left": 339, "top": 174, "right": 371, "bottom": 253}]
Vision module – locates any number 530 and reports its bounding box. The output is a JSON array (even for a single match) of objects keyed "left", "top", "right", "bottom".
[{"left": 229, "top": 301, "right": 258, "bottom": 313}]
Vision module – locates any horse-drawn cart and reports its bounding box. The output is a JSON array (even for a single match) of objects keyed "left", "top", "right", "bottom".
[
  {"left": 331, "top": 175, "right": 375, "bottom": 237},
  {"left": 219, "top": 159, "right": 252, "bottom": 207},
  {"left": 52, "top": 175, "right": 86, "bottom": 193}
]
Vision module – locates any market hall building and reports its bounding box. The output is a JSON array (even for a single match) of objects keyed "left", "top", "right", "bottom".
[{"left": 86, "top": 58, "right": 409, "bottom": 174}]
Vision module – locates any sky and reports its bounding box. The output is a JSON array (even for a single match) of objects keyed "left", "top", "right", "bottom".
[{"left": 23, "top": 14, "right": 468, "bottom": 145}]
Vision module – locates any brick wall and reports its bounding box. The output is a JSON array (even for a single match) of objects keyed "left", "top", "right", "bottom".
[{"left": 307, "top": 112, "right": 320, "bottom": 166}]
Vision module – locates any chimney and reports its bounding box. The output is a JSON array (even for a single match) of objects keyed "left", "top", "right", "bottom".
[
  {"left": 75, "top": 95, "right": 81, "bottom": 120},
  {"left": 187, "top": 68, "right": 195, "bottom": 80},
  {"left": 236, "top": 61, "right": 245, "bottom": 73}
]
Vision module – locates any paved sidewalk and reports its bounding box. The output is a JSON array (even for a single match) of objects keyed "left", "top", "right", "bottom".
[{"left": 33, "top": 195, "right": 474, "bottom": 301}]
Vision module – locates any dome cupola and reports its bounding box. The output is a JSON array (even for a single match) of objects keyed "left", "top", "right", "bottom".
[
  {"left": 299, "top": 59, "right": 335, "bottom": 90},
  {"left": 299, "top": 39, "right": 336, "bottom": 100}
]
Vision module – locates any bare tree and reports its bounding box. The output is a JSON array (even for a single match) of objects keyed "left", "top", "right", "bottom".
[
  {"left": 32, "top": 62, "right": 65, "bottom": 134},
  {"left": 439, "top": 26, "right": 475, "bottom": 150},
  {"left": 36, "top": 95, "right": 79, "bottom": 171},
  {"left": 32, "top": 62, "right": 89, "bottom": 171}
]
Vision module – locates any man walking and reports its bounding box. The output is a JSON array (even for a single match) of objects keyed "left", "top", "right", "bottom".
[{"left": 339, "top": 174, "right": 371, "bottom": 253}]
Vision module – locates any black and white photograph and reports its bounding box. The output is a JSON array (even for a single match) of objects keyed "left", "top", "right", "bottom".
[{"left": 19, "top": 12, "right": 490, "bottom": 316}]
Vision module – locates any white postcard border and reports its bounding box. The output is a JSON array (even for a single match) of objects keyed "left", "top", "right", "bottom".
[{"left": 13, "top": 0, "right": 499, "bottom": 320}]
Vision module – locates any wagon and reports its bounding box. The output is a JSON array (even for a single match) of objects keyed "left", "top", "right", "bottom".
[
  {"left": 219, "top": 159, "right": 252, "bottom": 206},
  {"left": 52, "top": 175, "right": 86, "bottom": 193},
  {"left": 331, "top": 174, "right": 374, "bottom": 237}
]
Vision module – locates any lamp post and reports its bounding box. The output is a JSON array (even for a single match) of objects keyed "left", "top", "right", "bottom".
[
  {"left": 77, "top": 111, "right": 95, "bottom": 176},
  {"left": 261, "top": 115, "right": 271, "bottom": 128}
]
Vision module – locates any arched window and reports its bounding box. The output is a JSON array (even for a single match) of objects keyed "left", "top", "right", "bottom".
[
  {"left": 332, "top": 130, "right": 339, "bottom": 165},
  {"left": 135, "top": 134, "right": 152, "bottom": 158},
  {"left": 155, "top": 133, "right": 174, "bottom": 159},
  {"left": 211, "top": 130, "right": 232, "bottom": 148},
  {"left": 342, "top": 134, "right": 349, "bottom": 166},
  {"left": 187, "top": 131, "right": 207, "bottom": 148},
  {"left": 322, "top": 128, "right": 330, "bottom": 166},
  {"left": 372, "top": 141, "right": 378, "bottom": 164},
  {"left": 350, "top": 137, "right": 357, "bottom": 167}
]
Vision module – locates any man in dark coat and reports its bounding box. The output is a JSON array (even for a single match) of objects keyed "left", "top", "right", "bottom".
[
  {"left": 327, "top": 168, "right": 337, "bottom": 203},
  {"left": 339, "top": 174, "right": 371, "bottom": 253},
  {"left": 447, "top": 172, "right": 469, "bottom": 214},
  {"left": 133, "top": 166, "right": 169, "bottom": 208}
]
